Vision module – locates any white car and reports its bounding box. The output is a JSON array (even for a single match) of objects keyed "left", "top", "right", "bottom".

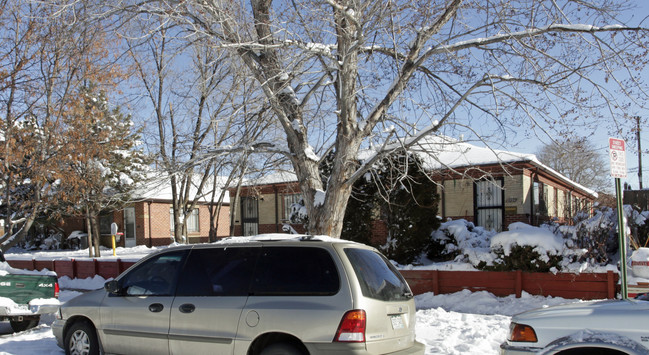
[{"left": 501, "top": 299, "right": 649, "bottom": 355}]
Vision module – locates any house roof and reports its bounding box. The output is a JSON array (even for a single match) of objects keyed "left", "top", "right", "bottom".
[
  {"left": 133, "top": 173, "right": 230, "bottom": 204},
  {"left": 407, "top": 135, "right": 597, "bottom": 198},
  {"left": 236, "top": 135, "right": 597, "bottom": 199}
]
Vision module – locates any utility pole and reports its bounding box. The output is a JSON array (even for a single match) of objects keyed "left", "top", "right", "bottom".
[{"left": 638, "top": 116, "right": 644, "bottom": 190}]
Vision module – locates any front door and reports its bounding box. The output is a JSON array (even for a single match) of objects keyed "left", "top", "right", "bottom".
[
  {"left": 99, "top": 250, "right": 186, "bottom": 355},
  {"left": 124, "top": 207, "right": 136, "bottom": 247},
  {"left": 240, "top": 197, "right": 259, "bottom": 236},
  {"left": 474, "top": 179, "right": 505, "bottom": 232},
  {"left": 168, "top": 247, "right": 259, "bottom": 354}
]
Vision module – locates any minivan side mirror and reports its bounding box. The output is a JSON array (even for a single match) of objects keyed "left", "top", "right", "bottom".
[{"left": 104, "top": 280, "right": 121, "bottom": 294}]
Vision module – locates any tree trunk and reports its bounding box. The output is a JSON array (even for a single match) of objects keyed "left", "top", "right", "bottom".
[
  {"left": 85, "top": 208, "right": 93, "bottom": 258},
  {"left": 90, "top": 214, "right": 101, "bottom": 257}
]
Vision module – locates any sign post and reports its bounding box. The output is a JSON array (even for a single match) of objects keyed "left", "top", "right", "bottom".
[
  {"left": 609, "top": 138, "right": 628, "bottom": 299},
  {"left": 110, "top": 223, "right": 118, "bottom": 257}
]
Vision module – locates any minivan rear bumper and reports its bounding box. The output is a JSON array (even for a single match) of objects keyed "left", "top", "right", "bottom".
[{"left": 306, "top": 340, "right": 425, "bottom": 354}]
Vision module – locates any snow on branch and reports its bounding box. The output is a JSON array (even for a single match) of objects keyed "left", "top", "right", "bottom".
[{"left": 426, "top": 23, "right": 642, "bottom": 56}]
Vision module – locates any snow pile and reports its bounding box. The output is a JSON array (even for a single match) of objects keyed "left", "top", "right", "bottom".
[
  {"left": 58, "top": 275, "right": 111, "bottom": 291},
  {"left": 0, "top": 262, "right": 56, "bottom": 277},
  {"left": 415, "top": 289, "right": 575, "bottom": 316},
  {"left": 631, "top": 248, "right": 649, "bottom": 262},
  {"left": 0, "top": 297, "right": 59, "bottom": 315},
  {"left": 491, "top": 223, "right": 563, "bottom": 256}
]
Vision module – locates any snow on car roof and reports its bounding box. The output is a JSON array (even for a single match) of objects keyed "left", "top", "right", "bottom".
[{"left": 214, "top": 234, "right": 356, "bottom": 244}]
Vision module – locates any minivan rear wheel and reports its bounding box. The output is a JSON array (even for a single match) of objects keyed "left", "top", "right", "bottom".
[{"left": 260, "top": 342, "right": 305, "bottom": 355}]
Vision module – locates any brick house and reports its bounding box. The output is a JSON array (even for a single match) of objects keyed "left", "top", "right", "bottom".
[
  {"left": 228, "top": 136, "right": 597, "bottom": 236},
  {"left": 58, "top": 176, "right": 231, "bottom": 248}
]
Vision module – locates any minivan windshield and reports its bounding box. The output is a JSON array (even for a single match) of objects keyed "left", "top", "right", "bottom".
[{"left": 344, "top": 248, "right": 412, "bottom": 302}]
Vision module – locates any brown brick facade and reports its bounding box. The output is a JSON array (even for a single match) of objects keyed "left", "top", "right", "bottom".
[{"left": 57, "top": 201, "right": 231, "bottom": 248}]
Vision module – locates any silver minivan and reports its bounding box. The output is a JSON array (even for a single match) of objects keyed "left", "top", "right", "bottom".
[{"left": 52, "top": 235, "right": 425, "bottom": 354}]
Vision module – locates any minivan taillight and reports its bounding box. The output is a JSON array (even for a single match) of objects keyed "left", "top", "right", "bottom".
[
  {"left": 54, "top": 282, "right": 60, "bottom": 299},
  {"left": 334, "top": 310, "right": 366, "bottom": 342}
]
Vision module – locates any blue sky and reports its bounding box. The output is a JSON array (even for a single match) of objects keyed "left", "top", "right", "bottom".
[{"left": 511, "top": 1, "right": 649, "bottom": 192}]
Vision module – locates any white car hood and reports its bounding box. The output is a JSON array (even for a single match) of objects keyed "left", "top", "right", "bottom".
[{"left": 513, "top": 299, "right": 649, "bottom": 326}]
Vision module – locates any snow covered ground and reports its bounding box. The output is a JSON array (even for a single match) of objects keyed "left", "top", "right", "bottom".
[{"left": 0, "top": 274, "right": 582, "bottom": 355}]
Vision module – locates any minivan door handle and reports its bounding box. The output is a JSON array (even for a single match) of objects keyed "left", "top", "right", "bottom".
[
  {"left": 179, "top": 303, "right": 195, "bottom": 313},
  {"left": 148, "top": 303, "right": 164, "bottom": 313}
]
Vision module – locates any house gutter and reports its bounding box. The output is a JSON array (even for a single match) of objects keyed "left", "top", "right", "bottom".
[
  {"left": 148, "top": 201, "right": 152, "bottom": 248},
  {"left": 525, "top": 158, "right": 598, "bottom": 199}
]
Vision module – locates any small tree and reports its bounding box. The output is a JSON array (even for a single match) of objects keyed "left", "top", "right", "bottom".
[
  {"left": 335, "top": 152, "right": 440, "bottom": 264},
  {"left": 58, "top": 85, "right": 147, "bottom": 257},
  {"left": 378, "top": 153, "right": 440, "bottom": 264}
]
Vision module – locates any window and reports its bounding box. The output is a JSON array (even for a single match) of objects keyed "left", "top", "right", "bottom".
[
  {"left": 344, "top": 248, "right": 412, "bottom": 302},
  {"left": 170, "top": 208, "right": 200, "bottom": 233},
  {"left": 99, "top": 214, "right": 113, "bottom": 235},
  {"left": 177, "top": 247, "right": 259, "bottom": 297},
  {"left": 251, "top": 247, "right": 339, "bottom": 296},
  {"left": 283, "top": 193, "right": 302, "bottom": 220},
  {"left": 533, "top": 181, "right": 548, "bottom": 225},
  {"left": 119, "top": 250, "right": 186, "bottom": 296}
]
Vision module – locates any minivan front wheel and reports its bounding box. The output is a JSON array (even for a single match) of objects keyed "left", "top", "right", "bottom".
[
  {"left": 65, "top": 321, "right": 99, "bottom": 355},
  {"left": 260, "top": 343, "right": 305, "bottom": 355}
]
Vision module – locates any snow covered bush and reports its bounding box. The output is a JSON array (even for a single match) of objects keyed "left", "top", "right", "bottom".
[
  {"left": 428, "top": 219, "right": 494, "bottom": 264},
  {"left": 555, "top": 206, "right": 648, "bottom": 266},
  {"left": 18, "top": 229, "right": 63, "bottom": 250},
  {"left": 482, "top": 223, "right": 564, "bottom": 272},
  {"left": 626, "top": 205, "right": 649, "bottom": 249}
]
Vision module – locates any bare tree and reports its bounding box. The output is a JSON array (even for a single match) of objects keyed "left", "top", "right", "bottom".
[
  {"left": 89, "top": 0, "right": 649, "bottom": 238},
  {"left": 536, "top": 138, "right": 610, "bottom": 193},
  {"left": 124, "top": 19, "right": 276, "bottom": 242},
  {"left": 0, "top": 1, "right": 121, "bottom": 250}
]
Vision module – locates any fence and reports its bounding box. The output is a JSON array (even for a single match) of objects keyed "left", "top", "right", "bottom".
[
  {"left": 6, "top": 258, "right": 137, "bottom": 280},
  {"left": 400, "top": 269, "right": 618, "bottom": 300},
  {"left": 6, "top": 258, "right": 618, "bottom": 299}
]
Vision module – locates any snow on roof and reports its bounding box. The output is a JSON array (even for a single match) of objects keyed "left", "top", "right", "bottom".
[
  {"left": 132, "top": 172, "right": 230, "bottom": 204},
  {"left": 407, "top": 135, "right": 597, "bottom": 198},
  {"left": 236, "top": 171, "right": 298, "bottom": 187},
  {"left": 235, "top": 135, "right": 597, "bottom": 198}
]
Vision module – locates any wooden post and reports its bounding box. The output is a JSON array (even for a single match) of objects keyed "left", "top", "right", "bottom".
[
  {"left": 72, "top": 259, "right": 78, "bottom": 279},
  {"left": 432, "top": 270, "right": 440, "bottom": 295},
  {"left": 607, "top": 270, "right": 616, "bottom": 299},
  {"left": 117, "top": 259, "right": 123, "bottom": 274},
  {"left": 93, "top": 259, "right": 99, "bottom": 276},
  {"left": 515, "top": 270, "right": 522, "bottom": 298}
]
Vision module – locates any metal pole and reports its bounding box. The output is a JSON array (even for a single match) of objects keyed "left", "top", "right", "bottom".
[
  {"left": 616, "top": 178, "right": 628, "bottom": 299},
  {"left": 638, "top": 116, "right": 643, "bottom": 190}
]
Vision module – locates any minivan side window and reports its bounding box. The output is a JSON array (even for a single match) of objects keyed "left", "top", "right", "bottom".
[
  {"left": 251, "top": 247, "right": 339, "bottom": 296},
  {"left": 119, "top": 250, "right": 186, "bottom": 296},
  {"left": 344, "top": 248, "right": 412, "bottom": 302},
  {"left": 176, "top": 247, "right": 259, "bottom": 297}
]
